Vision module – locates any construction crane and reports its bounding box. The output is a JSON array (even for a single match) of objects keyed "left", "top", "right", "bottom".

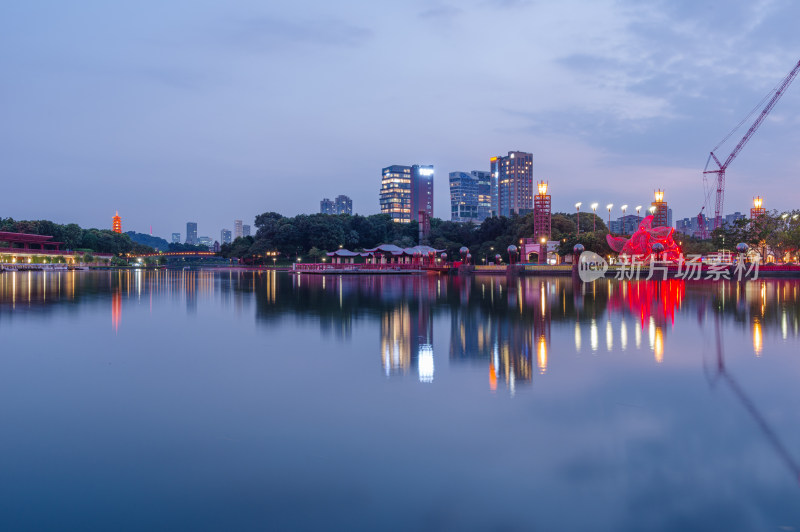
[{"left": 698, "top": 57, "right": 800, "bottom": 238}]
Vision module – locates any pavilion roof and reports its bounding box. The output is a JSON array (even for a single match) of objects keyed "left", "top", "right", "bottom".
[
  {"left": 326, "top": 249, "right": 362, "bottom": 257},
  {"left": 361, "top": 244, "right": 445, "bottom": 256}
]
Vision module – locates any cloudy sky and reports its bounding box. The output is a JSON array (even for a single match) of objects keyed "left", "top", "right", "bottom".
[{"left": 2, "top": 0, "right": 800, "bottom": 239}]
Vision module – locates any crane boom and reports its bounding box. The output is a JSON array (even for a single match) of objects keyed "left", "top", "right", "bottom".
[{"left": 702, "top": 57, "right": 800, "bottom": 232}]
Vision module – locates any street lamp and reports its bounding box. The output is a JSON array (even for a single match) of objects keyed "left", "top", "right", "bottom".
[
  {"left": 575, "top": 202, "right": 582, "bottom": 235},
  {"left": 635, "top": 205, "right": 642, "bottom": 221},
  {"left": 591, "top": 203, "right": 598, "bottom": 232},
  {"left": 620, "top": 205, "right": 628, "bottom": 234},
  {"left": 606, "top": 204, "right": 613, "bottom": 233},
  {"left": 649, "top": 206, "right": 656, "bottom": 215}
]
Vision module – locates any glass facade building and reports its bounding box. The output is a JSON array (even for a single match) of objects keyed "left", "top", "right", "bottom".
[
  {"left": 490, "top": 151, "right": 533, "bottom": 217},
  {"left": 449, "top": 171, "right": 491, "bottom": 223},
  {"left": 380, "top": 165, "right": 433, "bottom": 223}
]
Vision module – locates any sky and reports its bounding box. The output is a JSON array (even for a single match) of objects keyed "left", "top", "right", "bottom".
[{"left": 2, "top": 0, "right": 800, "bottom": 240}]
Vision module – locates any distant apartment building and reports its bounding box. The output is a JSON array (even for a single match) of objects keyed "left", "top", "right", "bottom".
[
  {"left": 242, "top": 224, "right": 251, "bottom": 237},
  {"left": 490, "top": 151, "right": 533, "bottom": 217},
  {"left": 320, "top": 198, "right": 336, "bottom": 214},
  {"left": 335, "top": 195, "right": 353, "bottom": 215},
  {"left": 221, "top": 229, "right": 232, "bottom": 244},
  {"left": 198, "top": 236, "right": 212, "bottom": 247},
  {"left": 380, "top": 164, "right": 434, "bottom": 223},
  {"left": 186, "top": 222, "right": 197, "bottom": 245},
  {"left": 610, "top": 215, "right": 643, "bottom": 235},
  {"left": 320, "top": 195, "right": 353, "bottom": 215},
  {"left": 449, "top": 171, "right": 491, "bottom": 223},
  {"left": 676, "top": 211, "right": 744, "bottom": 237},
  {"left": 171, "top": 233, "right": 181, "bottom": 244},
  {"left": 234, "top": 220, "right": 243, "bottom": 239}
]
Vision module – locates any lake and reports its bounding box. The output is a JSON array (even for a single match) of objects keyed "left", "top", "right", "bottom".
[{"left": 1, "top": 269, "right": 798, "bottom": 531}]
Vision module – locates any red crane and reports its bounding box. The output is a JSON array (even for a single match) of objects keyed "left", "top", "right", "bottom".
[{"left": 698, "top": 57, "right": 800, "bottom": 238}]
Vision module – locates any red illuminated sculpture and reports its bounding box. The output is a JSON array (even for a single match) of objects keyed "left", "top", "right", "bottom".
[{"left": 606, "top": 215, "right": 681, "bottom": 260}]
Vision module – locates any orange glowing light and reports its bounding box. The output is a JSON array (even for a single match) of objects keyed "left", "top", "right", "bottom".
[
  {"left": 489, "top": 364, "right": 497, "bottom": 391},
  {"left": 537, "top": 181, "right": 548, "bottom": 195},
  {"left": 654, "top": 327, "right": 664, "bottom": 363},
  {"left": 537, "top": 335, "right": 548, "bottom": 374},
  {"left": 753, "top": 320, "right": 763, "bottom": 356},
  {"left": 112, "top": 212, "right": 122, "bottom": 233},
  {"left": 753, "top": 196, "right": 763, "bottom": 209},
  {"left": 654, "top": 189, "right": 664, "bottom": 202}
]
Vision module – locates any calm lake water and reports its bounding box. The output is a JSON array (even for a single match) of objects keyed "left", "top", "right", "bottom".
[{"left": 1, "top": 269, "right": 799, "bottom": 531}]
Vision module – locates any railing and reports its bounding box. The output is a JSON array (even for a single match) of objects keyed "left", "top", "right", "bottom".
[
  {"left": 0, "top": 247, "right": 113, "bottom": 258},
  {"left": 293, "top": 262, "right": 444, "bottom": 272}
]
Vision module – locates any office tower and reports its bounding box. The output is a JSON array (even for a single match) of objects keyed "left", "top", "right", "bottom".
[
  {"left": 242, "top": 224, "right": 250, "bottom": 237},
  {"left": 320, "top": 198, "right": 335, "bottom": 214},
  {"left": 171, "top": 233, "right": 181, "bottom": 244},
  {"left": 335, "top": 195, "right": 353, "bottom": 215},
  {"left": 380, "top": 164, "right": 434, "bottom": 223},
  {"left": 234, "top": 220, "right": 243, "bottom": 239},
  {"left": 112, "top": 212, "right": 122, "bottom": 233},
  {"left": 449, "top": 171, "right": 491, "bottom": 223},
  {"left": 186, "top": 222, "right": 197, "bottom": 245},
  {"left": 221, "top": 229, "right": 232, "bottom": 244},
  {"left": 490, "top": 151, "right": 533, "bottom": 217}
]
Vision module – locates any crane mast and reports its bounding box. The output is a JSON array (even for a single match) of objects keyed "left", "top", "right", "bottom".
[{"left": 701, "top": 57, "right": 800, "bottom": 235}]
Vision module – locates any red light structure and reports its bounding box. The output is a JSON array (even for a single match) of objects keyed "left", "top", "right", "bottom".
[
  {"left": 698, "top": 57, "right": 800, "bottom": 238},
  {"left": 533, "top": 181, "right": 551, "bottom": 264},
  {"left": 651, "top": 190, "right": 668, "bottom": 228},
  {"left": 606, "top": 215, "right": 681, "bottom": 261},
  {"left": 750, "top": 196, "right": 765, "bottom": 219},
  {"left": 112, "top": 212, "right": 122, "bottom": 234}
]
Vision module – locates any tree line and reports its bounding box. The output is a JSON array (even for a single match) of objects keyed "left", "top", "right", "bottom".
[
  {"left": 0, "top": 218, "right": 154, "bottom": 255},
  {"left": 220, "top": 211, "right": 614, "bottom": 263}
]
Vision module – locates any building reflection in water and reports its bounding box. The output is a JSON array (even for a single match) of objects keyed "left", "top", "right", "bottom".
[{"left": 6, "top": 269, "right": 800, "bottom": 385}]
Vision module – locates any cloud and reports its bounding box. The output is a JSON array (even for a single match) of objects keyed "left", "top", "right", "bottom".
[
  {"left": 418, "top": 4, "right": 463, "bottom": 20},
  {"left": 223, "top": 16, "right": 372, "bottom": 52},
  {"left": 481, "top": 0, "right": 534, "bottom": 9}
]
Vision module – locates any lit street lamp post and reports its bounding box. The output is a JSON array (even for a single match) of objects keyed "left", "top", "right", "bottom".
[
  {"left": 606, "top": 204, "right": 613, "bottom": 234},
  {"left": 575, "top": 202, "right": 582, "bottom": 235},
  {"left": 620, "top": 205, "right": 628, "bottom": 235},
  {"left": 591, "top": 203, "right": 598, "bottom": 232}
]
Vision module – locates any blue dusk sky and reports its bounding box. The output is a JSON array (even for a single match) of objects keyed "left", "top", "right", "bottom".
[{"left": 2, "top": 0, "right": 800, "bottom": 239}]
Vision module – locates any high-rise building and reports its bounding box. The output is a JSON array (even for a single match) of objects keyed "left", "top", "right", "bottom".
[
  {"left": 186, "top": 222, "right": 197, "bottom": 245},
  {"left": 171, "top": 233, "right": 181, "bottom": 244},
  {"left": 490, "top": 151, "right": 533, "bottom": 217},
  {"left": 112, "top": 212, "right": 122, "bottom": 233},
  {"left": 242, "top": 224, "right": 251, "bottom": 237},
  {"left": 380, "top": 164, "right": 433, "bottom": 223},
  {"left": 221, "top": 229, "right": 232, "bottom": 244},
  {"left": 198, "top": 236, "right": 212, "bottom": 248},
  {"left": 234, "top": 220, "right": 243, "bottom": 239},
  {"left": 320, "top": 198, "right": 335, "bottom": 214},
  {"left": 449, "top": 171, "right": 491, "bottom": 223},
  {"left": 335, "top": 195, "right": 353, "bottom": 215}
]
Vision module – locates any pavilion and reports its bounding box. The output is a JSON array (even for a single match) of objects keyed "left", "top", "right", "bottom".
[{"left": 326, "top": 244, "right": 445, "bottom": 266}]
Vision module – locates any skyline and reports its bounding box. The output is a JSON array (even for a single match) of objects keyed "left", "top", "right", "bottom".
[{"left": 3, "top": 1, "right": 800, "bottom": 236}]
